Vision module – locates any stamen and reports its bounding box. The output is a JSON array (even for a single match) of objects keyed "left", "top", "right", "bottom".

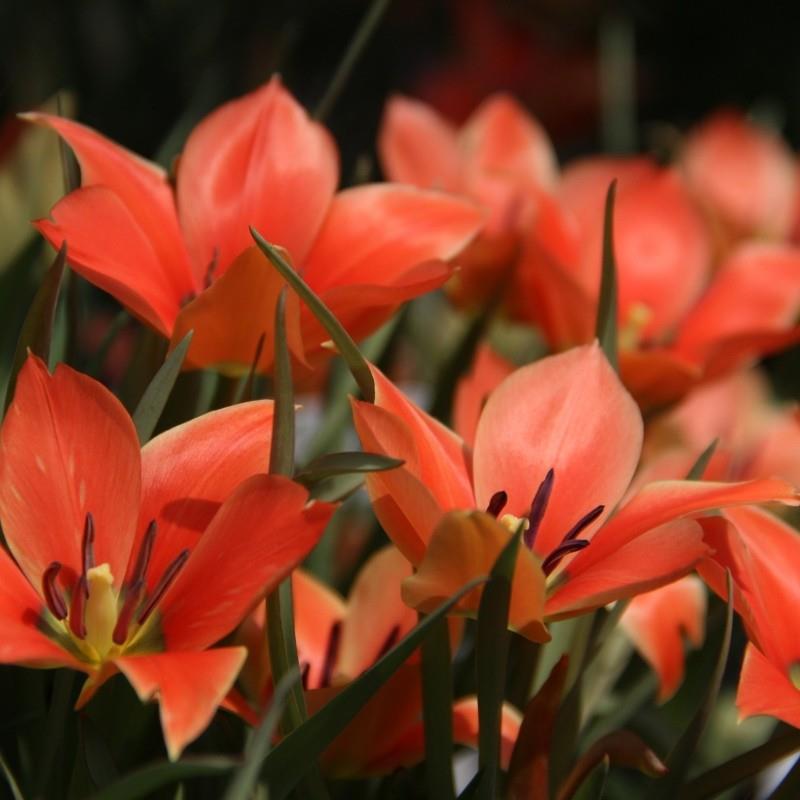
[
  {"left": 526, "top": 468, "right": 555, "bottom": 549},
  {"left": 112, "top": 580, "right": 144, "bottom": 645},
  {"left": 562, "top": 505, "right": 605, "bottom": 542},
  {"left": 375, "top": 624, "right": 401, "bottom": 661},
  {"left": 69, "top": 575, "right": 89, "bottom": 638},
  {"left": 130, "top": 520, "right": 157, "bottom": 585},
  {"left": 320, "top": 620, "right": 342, "bottom": 689},
  {"left": 541, "top": 539, "right": 590, "bottom": 576},
  {"left": 486, "top": 491, "right": 508, "bottom": 518},
  {"left": 136, "top": 549, "right": 189, "bottom": 625},
  {"left": 42, "top": 562, "right": 67, "bottom": 620},
  {"left": 82, "top": 513, "right": 95, "bottom": 575}
]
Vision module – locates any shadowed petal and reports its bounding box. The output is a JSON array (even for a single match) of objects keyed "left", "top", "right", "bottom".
[
  {"left": 0, "top": 356, "right": 140, "bottom": 591},
  {"left": 619, "top": 348, "right": 702, "bottom": 410},
  {"left": 157, "top": 475, "right": 334, "bottom": 651},
  {"left": 402, "top": 511, "right": 550, "bottom": 643},
  {"left": 177, "top": 77, "right": 339, "bottom": 277},
  {"left": 301, "top": 184, "right": 482, "bottom": 292},
  {"left": 116, "top": 647, "right": 247, "bottom": 760},
  {"left": 620, "top": 575, "right": 706, "bottom": 701},
  {"left": 473, "top": 344, "right": 643, "bottom": 557},
  {"left": 136, "top": 399, "right": 275, "bottom": 593},
  {"left": 737, "top": 643, "right": 800, "bottom": 729},
  {"left": 379, "top": 96, "right": 462, "bottom": 192}
]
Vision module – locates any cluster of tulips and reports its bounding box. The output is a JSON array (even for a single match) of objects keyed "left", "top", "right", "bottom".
[{"left": 3, "top": 67, "right": 800, "bottom": 800}]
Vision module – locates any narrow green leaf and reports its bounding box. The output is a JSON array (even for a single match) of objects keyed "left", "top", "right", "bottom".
[
  {"left": 3, "top": 243, "right": 66, "bottom": 415},
  {"left": 421, "top": 615, "right": 455, "bottom": 800},
  {"left": 594, "top": 181, "right": 619, "bottom": 371},
  {"left": 685, "top": 438, "right": 719, "bottom": 480},
  {"left": 261, "top": 576, "right": 487, "bottom": 800},
  {"left": 250, "top": 228, "right": 375, "bottom": 402},
  {"left": 56, "top": 91, "right": 81, "bottom": 194},
  {"left": 476, "top": 525, "right": 523, "bottom": 800},
  {"left": 682, "top": 729, "right": 800, "bottom": 800},
  {"left": 223, "top": 669, "right": 300, "bottom": 800},
  {"left": 0, "top": 753, "right": 24, "bottom": 800},
  {"left": 652, "top": 571, "right": 734, "bottom": 799},
  {"left": 80, "top": 715, "right": 120, "bottom": 789},
  {"left": 268, "top": 290, "right": 295, "bottom": 478},
  {"left": 35, "top": 669, "right": 75, "bottom": 798},
  {"left": 294, "top": 452, "right": 403, "bottom": 486},
  {"left": 132, "top": 330, "right": 193, "bottom": 444},
  {"left": 313, "top": 0, "right": 392, "bottom": 122},
  {"left": 767, "top": 754, "right": 800, "bottom": 800},
  {"left": 88, "top": 757, "right": 237, "bottom": 800}
]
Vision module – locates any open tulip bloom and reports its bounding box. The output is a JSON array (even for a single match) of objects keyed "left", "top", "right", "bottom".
[
  {"left": 0, "top": 356, "right": 334, "bottom": 759},
  {"left": 27, "top": 78, "right": 483, "bottom": 375},
  {"left": 352, "top": 344, "right": 798, "bottom": 641}
]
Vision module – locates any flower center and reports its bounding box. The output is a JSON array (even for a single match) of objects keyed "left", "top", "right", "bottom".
[
  {"left": 40, "top": 514, "right": 188, "bottom": 664},
  {"left": 485, "top": 468, "right": 605, "bottom": 576}
]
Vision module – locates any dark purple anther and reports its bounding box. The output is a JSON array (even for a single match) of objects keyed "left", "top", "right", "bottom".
[
  {"left": 562, "top": 505, "right": 605, "bottom": 542},
  {"left": 320, "top": 620, "right": 342, "bottom": 689},
  {"left": 541, "top": 539, "right": 590, "bottom": 576},
  {"left": 526, "top": 468, "right": 555, "bottom": 549},
  {"left": 42, "top": 562, "right": 67, "bottom": 620},
  {"left": 486, "top": 491, "right": 508, "bottom": 518},
  {"left": 136, "top": 549, "right": 189, "bottom": 625},
  {"left": 82, "top": 513, "right": 95, "bottom": 575}
]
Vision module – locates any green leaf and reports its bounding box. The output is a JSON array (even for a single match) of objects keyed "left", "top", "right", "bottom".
[
  {"left": 261, "top": 576, "right": 487, "bottom": 800},
  {"left": 0, "top": 753, "right": 24, "bottom": 800},
  {"left": 294, "top": 452, "right": 403, "bottom": 486},
  {"left": 476, "top": 523, "right": 523, "bottom": 799},
  {"left": 250, "top": 228, "right": 375, "bottom": 402},
  {"left": 685, "top": 438, "right": 719, "bottom": 480},
  {"left": 652, "top": 570, "right": 734, "bottom": 799},
  {"left": 594, "top": 180, "right": 619, "bottom": 371},
  {"left": 223, "top": 668, "right": 300, "bottom": 800},
  {"left": 269, "top": 290, "right": 295, "bottom": 478},
  {"left": 3, "top": 243, "right": 66, "bottom": 415},
  {"left": 132, "top": 330, "right": 193, "bottom": 444},
  {"left": 767, "top": 754, "right": 800, "bottom": 800},
  {"left": 87, "top": 757, "right": 237, "bottom": 800},
  {"left": 313, "top": 0, "right": 392, "bottom": 122},
  {"left": 681, "top": 729, "right": 800, "bottom": 800},
  {"left": 420, "top": 614, "right": 455, "bottom": 800}
]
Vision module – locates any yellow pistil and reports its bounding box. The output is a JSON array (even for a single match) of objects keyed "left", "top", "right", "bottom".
[
  {"left": 618, "top": 302, "right": 653, "bottom": 350},
  {"left": 499, "top": 513, "right": 530, "bottom": 535},
  {"left": 82, "top": 563, "right": 118, "bottom": 661}
]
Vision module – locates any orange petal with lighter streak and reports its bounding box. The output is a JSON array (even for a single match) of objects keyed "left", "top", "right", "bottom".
[
  {"left": 0, "top": 356, "right": 140, "bottom": 592},
  {"left": 473, "top": 344, "right": 642, "bottom": 557},
  {"left": 620, "top": 575, "right": 706, "bottom": 701},
  {"left": 177, "top": 76, "right": 339, "bottom": 277},
  {"left": 116, "top": 647, "right": 247, "bottom": 760},
  {"left": 158, "top": 475, "right": 334, "bottom": 651},
  {"left": 737, "top": 643, "right": 800, "bottom": 729},
  {"left": 402, "top": 511, "right": 550, "bottom": 643}
]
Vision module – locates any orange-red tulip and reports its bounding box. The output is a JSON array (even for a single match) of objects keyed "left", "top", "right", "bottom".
[
  {"left": 699, "top": 507, "right": 800, "bottom": 728},
  {"left": 29, "top": 78, "right": 483, "bottom": 375},
  {"left": 351, "top": 344, "right": 798, "bottom": 639},
  {"left": 236, "top": 547, "right": 519, "bottom": 776},
  {"left": 0, "top": 356, "right": 334, "bottom": 759}
]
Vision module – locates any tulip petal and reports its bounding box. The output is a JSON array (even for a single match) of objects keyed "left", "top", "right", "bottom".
[
  {"left": 24, "top": 113, "right": 193, "bottom": 289},
  {"left": 336, "top": 547, "right": 416, "bottom": 681},
  {"left": 402, "top": 511, "right": 550, "bottom": 643},
  {"left": 736, "top": 643, "right": 800, "bottom": 729},
  {"left": 620, "top": 575, "right": 706, "bottom": 701},
  {"left": 674, "top": 243, "right": 800, "bottom": 369},
  {"left": 158, "top": 475, "right": 333, "bottom": 650},
  {"left": 545, "top": 519, "right": 707, "bottom": 619},
  {"left": 619, "top": 348, "right": 702, "bottom": 410},
  {"left": 37, "top": 187, "right": 190, "bottom": 335},
  {"left": 0, "top": 357, "right": 140, "bottom": 591},
  {"left": 473, "top": 344, "right": 643, "bottom": 557},
  {"left": 0, "top": 547, "right": 82, "bottom": 668},
  {"left": 293, "top": 570, "right": 346, "bottom": 691},
  {"left": 136, "top": 399, "right": 275, "bottom": 594},
  {"left": 301, "top": 184, "right": 482, "bottom": 292},
  {"left": 177, "top": 77, "right": 338, "bottom": 276},
  {"left": 453, "top": 344, "right": 515, "bottom": 448},
  {"left": 115, "top": 647, "right": 247, "bottom": 760},
  {"left": 566, "top": 477, "right": 798, "bottom": 576},
  {"left": 379, "top": 96, "right": 462, "bottom": 192},
  {"left": 170, "top": 245, "right": 305, "bottom": 374}
]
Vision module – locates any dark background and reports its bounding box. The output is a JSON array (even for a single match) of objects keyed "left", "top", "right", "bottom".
[{"left": 4, "top": 0, "right": 800, "bottom": 174}]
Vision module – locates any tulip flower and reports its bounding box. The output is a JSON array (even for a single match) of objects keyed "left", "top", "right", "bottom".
[
  {"left": 28, "top": 78, "right": 483, "bottom": 374},
  {"left": 0, "top": 355, "right": 334, "bottom": 759},
  {"left": 515, "top": 157, "right": 800, "bottom": 407},
  {"left": 379, "top": 92, "right": 557, "bottom": 305},
  {"left": 698, "top": 507, "right": 800, "bottom": 728},
  {"left": 680, "top": 110, "right": 798, "bottom": 245},
  {"left": 236, "top": 547, "right": 520, "bottom": 776},
  {"left": 351, "top": 344, "right": 798, "bottom": 639}
]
